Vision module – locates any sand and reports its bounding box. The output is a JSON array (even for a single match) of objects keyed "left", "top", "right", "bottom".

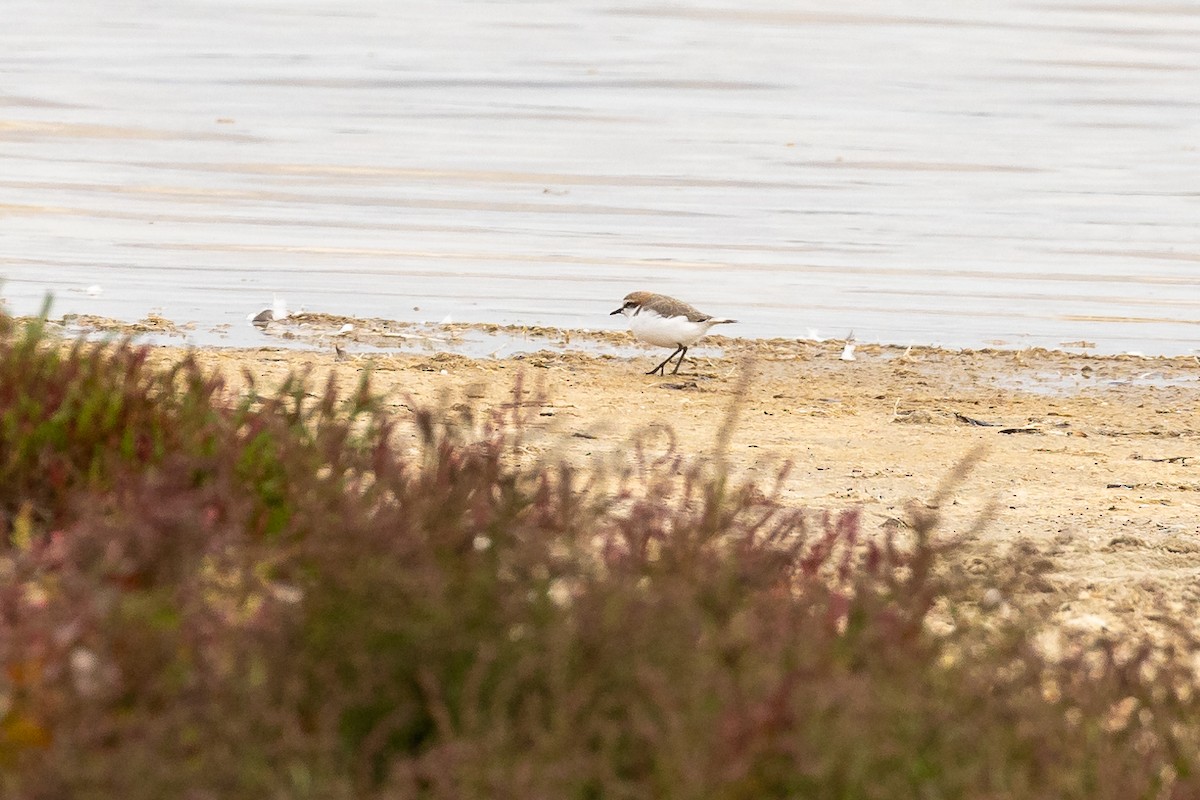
[{"left": 70, "top": 313, "right": 1197, "bottom": 637}]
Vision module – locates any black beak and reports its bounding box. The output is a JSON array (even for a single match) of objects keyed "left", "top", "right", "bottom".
[{"left": 609, "top": 308, "right": 623, "bottom": 315}]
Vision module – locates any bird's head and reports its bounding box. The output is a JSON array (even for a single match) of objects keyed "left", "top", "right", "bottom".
[{"left": 610, "top": 291, "right": 653, "bottom": 317}]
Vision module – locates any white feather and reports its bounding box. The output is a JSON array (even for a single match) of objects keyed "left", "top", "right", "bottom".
[{"left": 629, "top": 308, "right": 721, "bottom": 348}]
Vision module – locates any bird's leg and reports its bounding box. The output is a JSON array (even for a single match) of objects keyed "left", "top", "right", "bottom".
[
  {"left": 648, "top": 346, "right": 683, "bottom": 375},
  {"left": 670, "top": 345, "right": 688, "bottom": 374}
]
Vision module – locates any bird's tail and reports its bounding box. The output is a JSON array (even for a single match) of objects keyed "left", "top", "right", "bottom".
[{"left": 709, "top": 318, "right": 737, "bottom": 326}]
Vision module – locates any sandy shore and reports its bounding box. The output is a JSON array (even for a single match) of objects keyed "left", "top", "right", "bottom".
[{"left": 89, "top": 315, "right": 1197, "bottom": 637}]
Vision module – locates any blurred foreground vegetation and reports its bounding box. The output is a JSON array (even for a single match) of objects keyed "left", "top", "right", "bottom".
[{"left": 0, "top": 311, "right": 1197, "bottom": 799}]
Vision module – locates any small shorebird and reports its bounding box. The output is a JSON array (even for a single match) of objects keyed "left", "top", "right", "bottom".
[{"left": 610, "top": 291, "right": 737, "bottom": 375}]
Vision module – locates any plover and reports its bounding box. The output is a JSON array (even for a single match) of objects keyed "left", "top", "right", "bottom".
[{"left": 610, "top": 291, "right": 737, "bottom": 375}]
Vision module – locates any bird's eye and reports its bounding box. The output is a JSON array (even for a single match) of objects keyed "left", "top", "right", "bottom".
[{"left": 624, "top": 301, "right": 635, "bottom": 308}]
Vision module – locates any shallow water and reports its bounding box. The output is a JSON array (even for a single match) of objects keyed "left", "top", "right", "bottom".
[{"left": 2, "top": 0, "right": 1199, "bottom": 354}]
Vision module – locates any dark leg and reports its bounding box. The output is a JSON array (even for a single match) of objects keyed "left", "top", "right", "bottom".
[
  {"left": 648, "top": 345, "right": 684, "bottom": 375},
  {"left": 670, "top": 345, "right": 688, "bottom": 374}
]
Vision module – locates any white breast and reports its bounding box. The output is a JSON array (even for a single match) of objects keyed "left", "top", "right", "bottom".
[{"left": 629, "top": 309, "right": 710, "bottom": 348}]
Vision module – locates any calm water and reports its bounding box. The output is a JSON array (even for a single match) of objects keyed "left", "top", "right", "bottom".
[{"left": 2, "top": 0, "right": 1199, "bottom": 354}]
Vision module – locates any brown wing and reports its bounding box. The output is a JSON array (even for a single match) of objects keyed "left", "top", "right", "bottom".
[{"left": 629, "top": 292, "right": 712, "bottom": 322}]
